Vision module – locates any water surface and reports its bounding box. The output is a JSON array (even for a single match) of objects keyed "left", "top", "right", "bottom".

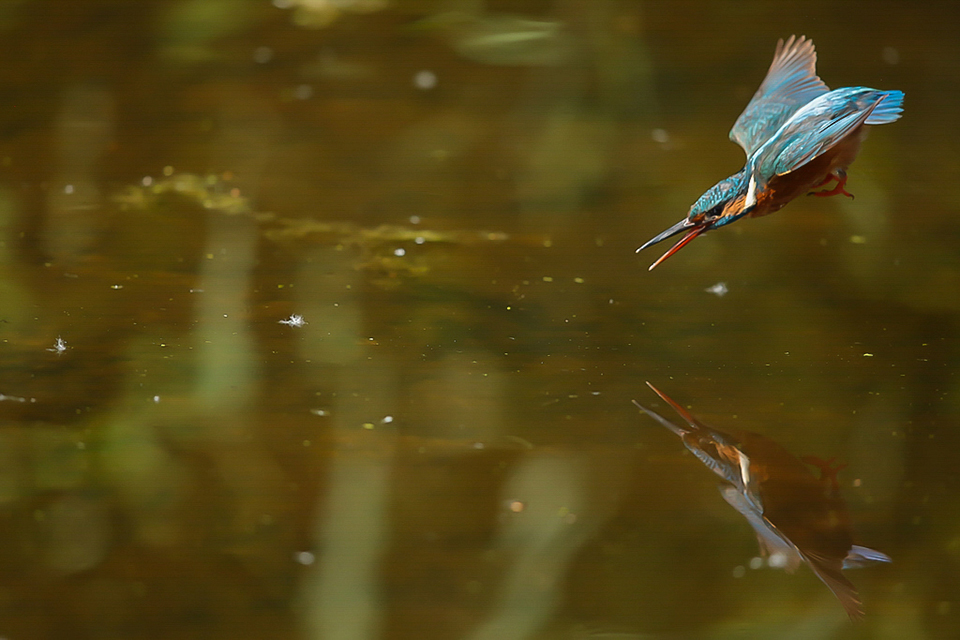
[{"left": 0, "top": 1, "right": 957, "bottom": 638}]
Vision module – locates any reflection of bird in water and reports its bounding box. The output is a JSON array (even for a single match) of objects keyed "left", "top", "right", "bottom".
[
  {"left": 636, "top": 36, "right": 904, "bottom": 270},
  {"left": 633, "top": 382, "right": 891, "bottom": 619}
]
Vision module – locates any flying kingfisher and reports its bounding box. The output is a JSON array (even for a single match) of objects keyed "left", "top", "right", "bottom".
[
  {"left": 637, "top": 36, "right": 904, "bottom": 270},
  {"left": 633, "top": 382, "right": 891, "bottom": 619}
]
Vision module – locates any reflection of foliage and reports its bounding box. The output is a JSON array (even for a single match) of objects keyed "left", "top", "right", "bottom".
[
  {"left": 157, "top": 0, "right": 261, "bottom": 63},
  {"left": 112, "top": 173, "right": 256, "bottom": 216},
  {"left": 111, "top": 173, "right": 518, "bottom": 286},
  {"left": 277, "top": 0, "right": 390, "bottom": 29},
  {"left": 411, "top": 2, "right": 571, "bottom": 66},
  {"left": 265, "top": 218, "right": 507, "bottom": 245},
  {"left": 267, "top": 220, "right": 509, "bottom": 286}
]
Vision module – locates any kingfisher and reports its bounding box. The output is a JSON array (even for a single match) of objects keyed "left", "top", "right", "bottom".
[
  {"left": 637, "top": 36, "right": 904, "bottom": 270},
  {"left": 633, "top": 382, "right": 891, "bottom": 619}
]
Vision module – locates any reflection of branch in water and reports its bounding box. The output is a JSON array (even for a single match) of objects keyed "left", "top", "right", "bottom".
[
  {"left": 466, "top": 453, "right": 613, "bottom": 640},
  {"left": 291, "top": 250, "right": 398, "bottom": 640}
]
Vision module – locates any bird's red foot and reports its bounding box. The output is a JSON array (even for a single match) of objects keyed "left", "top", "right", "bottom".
[
  {"left": 809, "top": 173, "right": 854, "bottom": 199},
  {"left": 800, "top": 455, "right": 848, "bottom": 491},
  {"left": 810, "top": 174, "right": 837, "bottom": 189}
]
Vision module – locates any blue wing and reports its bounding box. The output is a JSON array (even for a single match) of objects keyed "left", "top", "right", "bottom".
[
  {"left": 759, "top": 88, "right": 904, "bottom": 177},
  {"left": 864, "top": 90, "right": 905, "bottom": 125},
  {"left": 730, "top": 36, "right": 830, "bottom": 158}
]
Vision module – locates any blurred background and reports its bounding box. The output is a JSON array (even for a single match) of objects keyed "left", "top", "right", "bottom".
[{"left": 0, "top": 0, "right": 957, "bottom": 638}]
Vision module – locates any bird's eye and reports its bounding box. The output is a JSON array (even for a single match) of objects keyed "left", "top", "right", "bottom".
[
  {"left": 704, "top": 441, "right": 721, "bottom": 460},
  {"left": 705, "top": 206, "right": 724, "bottom": 221}
]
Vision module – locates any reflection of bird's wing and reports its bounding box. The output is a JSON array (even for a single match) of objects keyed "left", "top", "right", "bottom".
[
  {"left": 730, "top": 35, "right": 830, "bottom": 158},
  {"left": 721, "top": 486, "right": 868, "bottom": 620},
  {"left": 758, "top": 89, "right": 902, "bottom": 177},
  {"left": 720, "top": 486, "right": 801, "bottom": 571},
  {"left": 844, "top": 545, "right": 892, "bottom": 569},
  {"left": 801, "top": 549, "right": 865, "bottom": 620}
]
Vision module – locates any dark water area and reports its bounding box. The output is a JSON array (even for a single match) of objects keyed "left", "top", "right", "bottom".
[{"left": 0, "top": 1, "right": 958, "bottom": 638}]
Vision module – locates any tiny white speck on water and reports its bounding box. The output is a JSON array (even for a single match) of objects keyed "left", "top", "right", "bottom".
[
  {"left": 882, "top": 46, "right": 900, "bottom": 65},
  {"left": 253, "top": 46, "right": 274, "bottom": 64},
  {"left": 705, "top": 282, "right": 728, "bottom": 297},
  {"left": 279, "top": 314, "right": 307, "bottom": 327},
  {"left": 413, "top": 69, "right": 437, "bottom": 90},
  {"left": 47, "top": 336, "right": 68, "bottom": 355}
]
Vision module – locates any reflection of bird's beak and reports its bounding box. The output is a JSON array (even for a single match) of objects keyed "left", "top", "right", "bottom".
[
  {"left": 632, "top": 383, "right": 708, "bottom": 437},
  {"left": 643, "top": 381, "right": 701, "bottom": 431},
  {"left": 635, "top": 218, "right": 708, "bottom": 271},
  {"left": 631, "top": 398, "right": 688, "bottom": 438}
]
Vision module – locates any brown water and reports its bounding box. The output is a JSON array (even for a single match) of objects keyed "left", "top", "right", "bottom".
[{"left": 1, "top": 1, "right": 958, "bottom": 638}]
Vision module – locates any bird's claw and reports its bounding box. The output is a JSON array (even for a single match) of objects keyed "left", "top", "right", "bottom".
[{"left": 808, "top": 172, "right": 854, "bottom": 199}]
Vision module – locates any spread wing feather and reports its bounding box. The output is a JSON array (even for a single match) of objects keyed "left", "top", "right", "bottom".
[{"left": 730, "top": 36, "right": 830, "bottom": 157}]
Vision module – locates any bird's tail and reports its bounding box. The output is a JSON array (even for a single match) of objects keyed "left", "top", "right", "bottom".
[{"left": 865, "top": 90, "right": 904, "bottom": 125}]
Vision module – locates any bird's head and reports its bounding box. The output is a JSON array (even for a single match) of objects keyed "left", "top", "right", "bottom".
[{"left": 637, "top": 169, "right": 752, "bottom": 270}]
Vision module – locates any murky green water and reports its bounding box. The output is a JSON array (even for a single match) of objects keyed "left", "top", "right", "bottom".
[{"left": 1, "top": 1, "right": 958, "bottom": 638}]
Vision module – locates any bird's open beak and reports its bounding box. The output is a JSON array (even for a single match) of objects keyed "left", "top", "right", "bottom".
[{"left": 635, "top": 219, "right": 708, "bottom": 271}]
